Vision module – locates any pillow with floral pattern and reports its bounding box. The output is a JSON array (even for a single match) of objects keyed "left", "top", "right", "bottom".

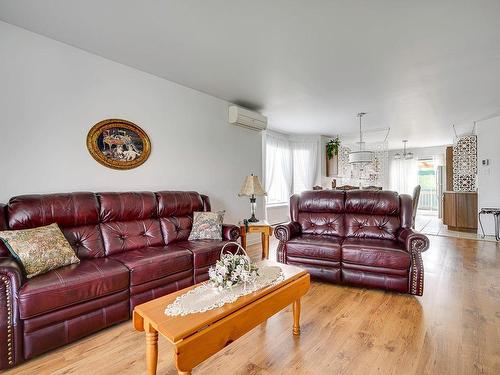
[
  {"left": 188, "top": 211, "right": 225, "bottom": 240},
  {"left": 0, "top": 223, "right": 80, "bottom": 278}
]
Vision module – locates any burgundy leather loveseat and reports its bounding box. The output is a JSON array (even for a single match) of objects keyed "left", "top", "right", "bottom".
[
  {"left": 0, "top": 191, "right": 240, "bottom": 369},
  {"left": 275, "top": 190, "right": 429, "bottom": 296}
]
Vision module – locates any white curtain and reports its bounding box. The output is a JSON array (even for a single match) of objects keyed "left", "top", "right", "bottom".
[
  {"left": 280, "top": 141, "right": 293, "bottom": 197},
  {"left": 389, "top": 158, "right": 418, "bottom": 195},
  {"left": 265, "top": 132, "right": 292, "bottom": 204},
  {"left": 433, "top": 153, "right": 445, "bottom": 167},
  {"left": 292, "top": 141, "right": 319, "bottom": 193}
]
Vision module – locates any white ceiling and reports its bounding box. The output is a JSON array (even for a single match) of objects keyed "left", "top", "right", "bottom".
[{"left": 1, "top": 0, "right": 500, "bottom": 149}]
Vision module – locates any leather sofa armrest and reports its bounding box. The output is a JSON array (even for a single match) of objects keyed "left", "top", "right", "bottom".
[
  {"left": 398, "top": 228, "right": 430, "bottom": 253},
  {"left": 398, "top": 229, "right": 429, "bottom": 296},
  {"left": 0, "top": 257, "right": 24, "bottom": 369},
  {"left": 222, "top": 224, "right": 240, "bottom": 241},
  {"left": 274, "top": 222, "right": 301, "bottom": 242}
]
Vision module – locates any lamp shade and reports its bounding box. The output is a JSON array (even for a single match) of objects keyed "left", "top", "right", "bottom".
[
  {"left": 348, "top": 150, "right": 374, "bottom": 164},
  {"left": 238, "top": 174, "right": 266, "bottom": 196}
]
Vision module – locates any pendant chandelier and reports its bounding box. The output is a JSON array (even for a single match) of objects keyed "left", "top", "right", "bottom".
[
  {"left": 348, "top": 112, "right": 374, "bottom": 164},
  {"left": 394, "top": 140, "right": 414, "bottom": 160}
]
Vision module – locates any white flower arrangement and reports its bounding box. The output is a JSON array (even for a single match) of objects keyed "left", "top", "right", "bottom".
[{"left": 209, "top": 242, "right": 259, "bottom": 291}]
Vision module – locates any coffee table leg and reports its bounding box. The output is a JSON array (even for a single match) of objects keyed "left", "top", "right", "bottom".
[
  {"left": 146, "top": 325, "right": 159, "bottom": 375},
  {"left": 293, "top": 299, "right": 301, "bottom": 336}
]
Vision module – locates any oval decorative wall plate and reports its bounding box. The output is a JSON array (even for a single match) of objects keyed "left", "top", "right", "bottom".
[{"left": 86, "top": 119, "right": 151, "bottom": 170}]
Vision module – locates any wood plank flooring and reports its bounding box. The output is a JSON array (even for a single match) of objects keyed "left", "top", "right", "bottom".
[{"left": 4, "top": 236, "right": 500, "bottom": 374}]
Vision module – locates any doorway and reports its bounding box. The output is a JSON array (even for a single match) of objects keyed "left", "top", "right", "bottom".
[{"left": 416, "top": 157, "right": 438, "bottom": 215}]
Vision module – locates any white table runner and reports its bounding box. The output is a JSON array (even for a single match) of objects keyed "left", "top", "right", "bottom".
[{"left": 165, "top": 265, "right": 284, "bottom": 316}]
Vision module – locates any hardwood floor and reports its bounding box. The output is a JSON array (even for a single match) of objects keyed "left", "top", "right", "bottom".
[{"left": 5, "top": 236, "right": 500, "bottom": 374}]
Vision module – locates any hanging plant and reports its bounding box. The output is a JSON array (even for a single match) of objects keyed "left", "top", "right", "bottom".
[{"left": 326, "top": 136, "right": 341, "bottom": 159}]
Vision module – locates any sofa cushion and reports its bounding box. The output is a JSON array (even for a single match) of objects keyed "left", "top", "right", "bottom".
[
  {"left": 159, "top": 216, "right": 193, "bottom": 245},
  {"left": 156, "top": 191, "right": 205, "bottom": 217},
  {"left": 344, "top": 213, "right": 400, "bottom": 240},
  {"left": 344, "top": 191, "right": 401, "bottom": 240},
  {"left": 297, "top": 212, "right": 344, "bottom": 237},
  {"left": 98, "top": 192, "right": 157, "bottom": 222},
  {"left": 176, "top": 240, "right": 237, "bottom": 268},
  {"left": 8, "top": 193, "right": 100, "bottom": 229},
  {"left": 292, "top": 190, "right": 345, "bottom": 236},
  {"left": 18, "top": 258, "right": 129, "bottom": 319},
  {"left": 296, "top": 190, "right": 345, "bottom": 214},
  {"left": 100, "top": 219, "right": 163, "bottom": 255},
  {"left": 342, "top": 238, "right": 410, "bottom": 270},
  {"left": 63, "top": 224, "right": 106, "bottom": 258},
  {"left": 98, "top": 192, "right": 163, "bottom": 255},
  {"left": 345, "top": 190, "right": 400, "bottom": 215},
  {"left": 109, "top": 245, "right": 192, "bottom": 286},
  {"left": 7, "top": 192, "right": 105, "bottom": 258},
  {"left": 286, "top": 234, "right": 342, "bottom": 261},
  {"left": 156, "top": 191, "right": 205, "bottom": 244}
]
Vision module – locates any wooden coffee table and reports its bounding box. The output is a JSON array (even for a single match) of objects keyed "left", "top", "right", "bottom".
[{"left": 133, "top": 261, "right": 310, "bottom": 375}]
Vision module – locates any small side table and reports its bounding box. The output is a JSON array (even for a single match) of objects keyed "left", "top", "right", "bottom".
[
  {"left": 240, "top": 220, "right": 273, "bottom": 259},
  {"left": 478, "top": 208, "right": 500, "bottom": 241}
]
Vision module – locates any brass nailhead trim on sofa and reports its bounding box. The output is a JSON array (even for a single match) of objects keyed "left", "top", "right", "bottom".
[
  {"left": 410, "top": 239, "right": 425, "bottom": 295},
  {"left": 1, "top": 276, "right": 13, "bottom": 366}
]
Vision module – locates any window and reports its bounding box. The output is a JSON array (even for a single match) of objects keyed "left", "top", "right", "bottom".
[
  {"left": 265, "top": 135, "right": 292, "bottom": 205},
  {"left": 265, "top": 133, "right": 319, "bottom": 205},
  {"left": 292, "top": 142, "right": 319, "bottom": 194}
]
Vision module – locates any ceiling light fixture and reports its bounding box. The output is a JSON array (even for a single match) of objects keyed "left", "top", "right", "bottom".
[
  {"left": 348, "top": 112, "right": 374, "bottom": 164},
  {"left": 394, "top": 140, "right": 414, "bottom": 160}
]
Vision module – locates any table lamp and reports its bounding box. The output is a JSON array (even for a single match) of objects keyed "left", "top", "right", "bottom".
[{"left": 238, "top": 174, "right": 266, "bottom": 222}]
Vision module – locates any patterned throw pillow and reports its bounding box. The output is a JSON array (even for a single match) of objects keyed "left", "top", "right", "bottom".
[
  {"left": 188, "top": 211, "right": 225, "bottom": 240},
  {"left": 0, "top": 223, "right": 80, "bottom": 278}
]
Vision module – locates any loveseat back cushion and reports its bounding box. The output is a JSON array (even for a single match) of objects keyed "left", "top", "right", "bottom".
[
  {"left": 98, "top": 192, "right": 163, "bottom": 255},
  {"left": 7, "top": 193, "right": 105, "bottom": 258},
  {"left": 345, "top": 190, "right": 400, "bottom": 240},
  {"left": 293, "top": 191, "right": 345, "bottom": 237},
  {"left": 156, "top": 191, "right": 205, "bottom": 245}
]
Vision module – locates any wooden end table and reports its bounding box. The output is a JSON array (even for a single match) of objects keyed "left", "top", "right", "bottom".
[
  {"left": 239, "top": 220, "right": 273, "bottom": 259},
  {"left": 133, "top": 261, "right": 310, "bottom": 375}
]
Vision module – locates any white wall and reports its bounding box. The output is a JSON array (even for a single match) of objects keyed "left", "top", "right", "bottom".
[
  {"left": 477, "top": 116, "right": 500, "bottom": 235},
  {"left": 0, "top": 21, "right": 263, "bottom": 224}
]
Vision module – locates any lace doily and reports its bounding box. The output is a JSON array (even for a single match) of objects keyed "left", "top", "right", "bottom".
[{"left": 165, "top": 265, "right": 284, "bottom": 316}]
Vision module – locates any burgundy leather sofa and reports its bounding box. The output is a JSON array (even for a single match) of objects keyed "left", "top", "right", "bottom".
[
  {"left": 275, "top": 190, "right": 429, "bottom": 296},
  {"left": 0, "top": 191, "right": 240, "bottom": 369}
]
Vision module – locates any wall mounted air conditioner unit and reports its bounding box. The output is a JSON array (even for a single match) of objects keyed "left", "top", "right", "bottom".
[{"left": 228, "top": 105, "right": 267, "bottom": 131}]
